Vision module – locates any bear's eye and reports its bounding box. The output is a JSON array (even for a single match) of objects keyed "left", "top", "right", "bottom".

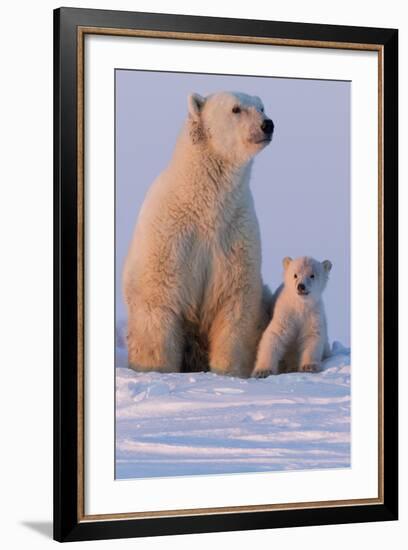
[
  {"left": 310, "top": 274, "right": 315, "bottom": 279},
  {"left": 260, "top": 107, "right": 264, "bottom": 112},
  {"left": 294, "top": 274, "right": 297, "bottom": 279},
  {"left": 232, "top": 105, "right": 241, "bottom": 114}
]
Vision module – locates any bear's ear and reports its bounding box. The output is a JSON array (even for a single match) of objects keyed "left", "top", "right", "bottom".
[
  {"left": 322, "top": 260, "right": 332, "bottom": 272},
  {"left": 188, "top": 93, "right": 205, "bottom": 119},
  {"left": 282, "top": 257, "right": 293, "bottom": 270}
]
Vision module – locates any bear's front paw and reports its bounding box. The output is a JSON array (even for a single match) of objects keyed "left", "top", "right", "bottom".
[
  {"left": 300, "top": 362, "right": 320, "bottom": 373},
  {"left": 252, "top": 368, "right": 274, "bottom": 379}
]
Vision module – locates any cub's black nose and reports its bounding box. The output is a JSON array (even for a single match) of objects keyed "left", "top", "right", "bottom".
[
  {"left": 261, "top": 118, "right": 274, "bottom": 135},
  {"left": 297, "top": 283, "right": 306, "bottom": 292}
]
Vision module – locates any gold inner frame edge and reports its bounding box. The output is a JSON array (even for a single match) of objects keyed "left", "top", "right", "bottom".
[{"left": 76, "top": 26, "right": 385, "bottom": 522}]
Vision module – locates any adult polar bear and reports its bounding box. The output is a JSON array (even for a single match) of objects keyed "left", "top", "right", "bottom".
[{"left": 123, "top": 91, "right": 274, "bottom": 377}]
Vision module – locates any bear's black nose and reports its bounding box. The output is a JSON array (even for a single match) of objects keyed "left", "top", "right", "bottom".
[
  {"left": 297, "top": 283, "right": 306, "bottom": 292},
  {"left": 261, "top": 119, "right": 274, "bottom": 135}
]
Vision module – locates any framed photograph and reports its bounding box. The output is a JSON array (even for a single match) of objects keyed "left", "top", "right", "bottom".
[{"left": 54, "top": 7, "right": 398, "bottom": 542}]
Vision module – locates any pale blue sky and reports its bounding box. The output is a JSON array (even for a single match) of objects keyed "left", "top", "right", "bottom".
[{"left": 115, "top": 70, "right": 350, "bottom": 347}]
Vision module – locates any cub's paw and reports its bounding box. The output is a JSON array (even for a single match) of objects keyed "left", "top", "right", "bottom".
[
  {"left": 300, "top": 363, "right": 320, "bottom": 373},
  {"left": 252, "top": 368, "right": 274, "bottom": 379}
]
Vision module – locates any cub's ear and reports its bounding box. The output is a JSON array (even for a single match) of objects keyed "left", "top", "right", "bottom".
[
  {"left": 282, "top": 257, "right": 293, "bottom": 270},
  {"left": 322, "top": 260, "right": 332, "bottom": 272},
  {"left": 188, "top": 93, "right": 205, "bottom": 119}
]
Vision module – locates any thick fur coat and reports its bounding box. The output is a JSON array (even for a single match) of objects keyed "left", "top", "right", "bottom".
[
  {"left": 123, "top": 91, "right": 274, "bottom": 376},
  {"left": 253, "top": 256, "right": 332, "bottom": 377}
]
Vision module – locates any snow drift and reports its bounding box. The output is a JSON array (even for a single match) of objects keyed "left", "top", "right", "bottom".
[{"left": 115, "top": 328, "right": 350, "bottom": 480}]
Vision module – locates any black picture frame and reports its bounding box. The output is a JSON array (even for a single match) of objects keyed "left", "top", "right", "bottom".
[{"left": 54, "top": 7, "right": 398, "bottom": 542}]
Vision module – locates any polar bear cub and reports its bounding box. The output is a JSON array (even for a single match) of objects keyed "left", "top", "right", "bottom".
[{"left": 253, "top": 256, "right": 332, "bottom": 377}]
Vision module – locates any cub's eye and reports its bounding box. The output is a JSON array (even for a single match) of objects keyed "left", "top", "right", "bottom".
[
  {"left": 294, "top": 274, "right": 298, "bottom": 279},
  {"left": 310, "top": 274, "right": 315, "bottom": 279},
  {"left": 260, "top": 107, "right": 264, "bottom": 112},
  {"left": 232, "top": 105, "right": 241, "bottom": 114}
]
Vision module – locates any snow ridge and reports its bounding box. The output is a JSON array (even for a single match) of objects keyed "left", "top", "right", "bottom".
[{"left": 115, "top": 338, "right": 350, "bottom": 479}]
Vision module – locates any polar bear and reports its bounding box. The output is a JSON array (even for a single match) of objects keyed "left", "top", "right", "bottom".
[
  {"left": 252, "top": 256, "right": 332, "bottom": 377},
  {"left": 123, "top": 91, "right": 274, "bottom": 377}
]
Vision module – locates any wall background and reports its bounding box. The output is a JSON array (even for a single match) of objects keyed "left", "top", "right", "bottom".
[
  {"left": 0, "top": 1, "right": 406, "bottom": 549},
  {"left": 116, "top": 70, "right": 350, "bottom": 346}
]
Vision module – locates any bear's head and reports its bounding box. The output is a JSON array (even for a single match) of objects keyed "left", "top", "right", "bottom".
[
  {"left": 282, "top": 256, "right": 332, "bottom": 300},
  {"left": 187, "top": 91, "right": 274, "bottom": 165}
]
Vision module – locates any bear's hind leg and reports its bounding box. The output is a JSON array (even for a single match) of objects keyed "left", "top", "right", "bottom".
[{"left": 127, "top": 304, "right": 183, "bottom": 373}]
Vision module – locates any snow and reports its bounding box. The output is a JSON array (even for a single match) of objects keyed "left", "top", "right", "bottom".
[{"left": 115, "top": 338, "right": 350, "bottom": 480}]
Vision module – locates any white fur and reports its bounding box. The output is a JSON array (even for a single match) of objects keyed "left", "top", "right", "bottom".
[
  {"left": 123, "top": 91, "right": 273, "bottom": 377},
  {"left": 253, "top": 256, "right": 332, "bottom": 377}
]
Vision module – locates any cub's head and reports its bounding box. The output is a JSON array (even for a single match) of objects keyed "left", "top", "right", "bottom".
[
  {"left": 282, "top": 256, "right": 332, "bottom": 300},
  {"left": 187, "top": 91, "right": 274, "bottom": 165}
]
